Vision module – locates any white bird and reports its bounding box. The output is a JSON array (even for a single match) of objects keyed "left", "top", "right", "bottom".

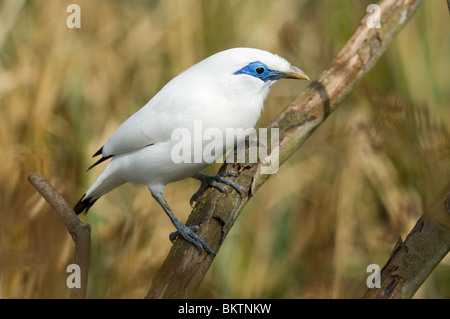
[{"left": 74, "top": 47, "right": 309, "bottom": 255}]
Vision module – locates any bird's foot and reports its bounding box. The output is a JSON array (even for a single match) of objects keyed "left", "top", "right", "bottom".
[
  {"left": 169, "top": 223, "right": 215, "bottom": 255},
  {"left": 190, "top": 170, "right": 246, "bottom": 207}
]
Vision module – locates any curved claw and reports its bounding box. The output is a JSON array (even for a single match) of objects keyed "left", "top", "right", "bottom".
[
  {"left": 150, "top": 190, "right": 215, "bottom": 255},
  {"left": 190, "top": 171, "right": 246, "bottom": 207},
  {"left": 170, "top": 224, "right": 215, "bottom": 256},
  {"left": 214, "top": 171, "right": 246, "bottom": 197},
  {"left": 169, "top": 225, "right": 199, "bottom": 243}
]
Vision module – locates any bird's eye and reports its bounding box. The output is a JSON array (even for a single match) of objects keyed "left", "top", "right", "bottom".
[
  {"left": 255, "top": 67, "right": 265, "bottom": 75},
  {"left": 234, "top": 62, "right": 271, "bottom": 81}
]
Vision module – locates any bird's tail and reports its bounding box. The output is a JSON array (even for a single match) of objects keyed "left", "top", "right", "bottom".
[
  {"left": 73, "top": 194, "right": 98, "bottom": 215},
  {"left": 73, "top": 159, "right": 126, "bottom": 215}
]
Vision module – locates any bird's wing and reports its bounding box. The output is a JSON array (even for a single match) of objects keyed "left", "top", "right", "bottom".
[
  {"left": 97, "top": 72, "right": 221, "bottom": 159},
  {"left": 100, "top": 106, "right": 173, "bottom": 157},
  {"left": 98, "top": 84, "right": 200, "bottom": 157}
]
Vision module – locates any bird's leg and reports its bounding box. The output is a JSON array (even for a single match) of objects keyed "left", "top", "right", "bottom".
[
  {"left": 150, "top": 190, "right": 215, "bottom": 255},
  {"left": 190, "top": 170, "right": 246, "bottom": 207}
]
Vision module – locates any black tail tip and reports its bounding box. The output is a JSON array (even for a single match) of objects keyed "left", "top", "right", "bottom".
[{"left": 73, "top": 194, "right": 98, "bottom": 215}]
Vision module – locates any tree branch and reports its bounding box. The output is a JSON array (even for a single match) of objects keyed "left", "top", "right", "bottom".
[
  {"left": 363, "top": 184, "right": 450, "bottom": 299},
  {"left": 146, "top": 0, "right": 425, "bottom": 299},
  {"left": 27, "top": 173, "right": 91, "bottom": 299}
]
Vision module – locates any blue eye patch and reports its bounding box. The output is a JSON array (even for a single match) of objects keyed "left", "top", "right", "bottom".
[{"left": 234, "top": 61, "right": 285, "bottom": 82}]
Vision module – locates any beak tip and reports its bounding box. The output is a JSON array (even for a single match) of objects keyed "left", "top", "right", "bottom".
[{"left": 286, "top": 65, "right": 309, "bottom": 80}]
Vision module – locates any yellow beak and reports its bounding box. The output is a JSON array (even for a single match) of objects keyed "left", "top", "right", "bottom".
[{"left": 283, "top": 65, "right": 310, "bottom": 80}]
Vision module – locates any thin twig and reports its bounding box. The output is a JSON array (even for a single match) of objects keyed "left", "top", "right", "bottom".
[
  {"left": 146, "top": 0, "right": 425, "bottom": 299},
  {"left": 27, "top": 173, "right": 91, "bottom": 299}
]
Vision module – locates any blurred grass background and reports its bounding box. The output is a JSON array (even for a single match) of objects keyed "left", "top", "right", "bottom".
[{"left": 0, "top": 0, "right": 449, "bottom": 298}]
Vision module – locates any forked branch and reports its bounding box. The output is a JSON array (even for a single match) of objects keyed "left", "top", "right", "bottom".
[{"left": 27, "top": 173, "right": 91, "bottom": 299}]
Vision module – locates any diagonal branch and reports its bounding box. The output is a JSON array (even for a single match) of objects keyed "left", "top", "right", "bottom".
[
  {"left": 146, "top": 0, "right": 425, "bottom": 299},
  {"left": 363, "top": 184, "right": 450, "bottom": 299}
]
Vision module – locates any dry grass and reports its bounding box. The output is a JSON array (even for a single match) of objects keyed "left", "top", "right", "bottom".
[{"left": 0, "top": 0, "right": 449, "bottom": 298}]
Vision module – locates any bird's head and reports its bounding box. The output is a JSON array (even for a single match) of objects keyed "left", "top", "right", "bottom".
[{"left": 188, "top": 48, "right": 309, "bottom": 98}]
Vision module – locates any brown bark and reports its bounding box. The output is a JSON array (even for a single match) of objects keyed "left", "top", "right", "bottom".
[
  {"left": 146, "top": 0, "right": 425, "bottom": 299},
  {"left": 27, "top": 173, "right": 91, "bottom": 299},
  {"left": 363, "top": 187, "right": 450, "bottom": 299}
]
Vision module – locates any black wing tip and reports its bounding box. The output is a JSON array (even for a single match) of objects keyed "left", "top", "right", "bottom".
[
  {"left": 87, "top": 155, "right": 113, "bottom": 171},
  {"left": 73, "top": 194, "right": 98, "bottom": 215},
  {"left": 88, "top": 146, "right": 113, "bottom": 170},
  {"left": 93, "top": 147, "right": 103, "bottom": 158}
]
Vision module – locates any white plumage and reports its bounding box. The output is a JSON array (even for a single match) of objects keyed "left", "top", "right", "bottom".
[{"left": 74, "top": 47, "right": 308, "bottom": 254}]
